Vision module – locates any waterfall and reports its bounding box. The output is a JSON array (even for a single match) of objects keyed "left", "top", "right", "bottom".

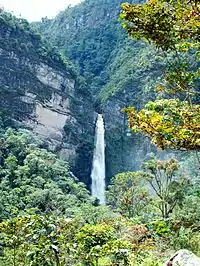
[{"left": 91, "top": 114, "right": 106, "bottom": 205}]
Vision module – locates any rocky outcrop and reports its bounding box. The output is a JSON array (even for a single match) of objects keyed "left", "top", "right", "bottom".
[
  {"left": 165, "top": 249, "right": 200, "bottom": 266},
  {"left": 0, "top": 47, "right": 75, "bottom": 156}
]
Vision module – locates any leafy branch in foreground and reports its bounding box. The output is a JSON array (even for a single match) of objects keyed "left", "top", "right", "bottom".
[
  {"left": 120, "top": 0, "right": 200, "bottom": 51},
  {"left": 120, "top": 0, "right": 200, "bottom": 152},
  {"left": 124, "top": 99, "right": 200, "bottom": 150}
]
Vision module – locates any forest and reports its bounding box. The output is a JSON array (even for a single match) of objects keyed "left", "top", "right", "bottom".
[{"left": 0, "top": 0, "right": 200, "bottom": 265}]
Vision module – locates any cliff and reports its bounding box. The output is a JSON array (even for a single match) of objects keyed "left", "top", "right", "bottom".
[{"left": 0, "top": 9, "right": 94, "bottom": 186}]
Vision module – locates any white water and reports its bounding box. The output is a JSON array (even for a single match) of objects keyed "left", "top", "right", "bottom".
[{"left": 91, "top": 114, "right": 106, "bottom": 205}]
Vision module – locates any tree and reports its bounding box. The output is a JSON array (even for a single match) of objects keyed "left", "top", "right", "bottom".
[
  {"left": 106, "top": 172, "right": 149, "bottom": 218},
  {"left": 0, "top": 129, "right": 91, "bottom": 219},
  {"left": 106, "top": 158, "right": 189, "bottom": 219},
  {"left": 120, "top": 0, "right": 200, "bottom": 153},
  {"left": 124, "top": 99, "right": 200, "bottom": 151},
  {"left": 75, "top": 223, "right": 115, "bottom": 265},
  {"left": 120, "top": 0, "right": 200, "bottom": 51},
  {"left": 143, "top": 157, "right": 189, "bottom": 219},
  {"left": 0, "top": 213, "right": 60, "bottom": 266}
]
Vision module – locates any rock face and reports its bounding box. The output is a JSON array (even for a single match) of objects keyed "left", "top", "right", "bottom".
[
  {"left": 0, "top": 47, "right": 93, "bottom": 162},
  {"left": 165, "top": 249, "right": 200, "bottom": 266},
  {"left": 102, "top": 90, "right": 157, "bottom": 182},
  {"left": 0, "top": 11, "right": 94, "bottom": 186}
]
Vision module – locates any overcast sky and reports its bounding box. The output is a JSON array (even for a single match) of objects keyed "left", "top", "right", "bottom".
[{"left": 0, "top": 0, "right": 82, "bottom": 22}]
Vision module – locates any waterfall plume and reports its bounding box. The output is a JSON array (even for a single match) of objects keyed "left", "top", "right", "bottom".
[{"left": 91, "top": 114, "right": 106, "bottom": 205}]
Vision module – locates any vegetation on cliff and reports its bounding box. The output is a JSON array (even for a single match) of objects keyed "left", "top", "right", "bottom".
[
  {"left": 33, "top": 0, "right": 160, "bottom": 104},
  {"left": 0, "top": 8, "right": 76, "bottom": 76},
  {"left": 0, "top": 8, "right": 95, "bottom": 188}
]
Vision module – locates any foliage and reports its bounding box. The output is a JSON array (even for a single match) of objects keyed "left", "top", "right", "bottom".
[
  {"left": 33, "top": 0, "right": 197, "bottom": 181},
  {"left": 75, "top": 223, "right": 115, "bottom": 265},
  {"left": 106, "top": 172, "right": 149, "bottom": 218},
  {"left": 143, "top": 157, "right": 189, "bottom": 218},
  {"left": 0, "top": 1, "right": 200, "bottom": 265},
  {"left": 120, "top": 0, "right": 200, "bottom": 51},
  {"left": 168, "top": 226, "right": 200, "bottom": 256},
  {"left": 172, "top": 189, "right": 200, "bottom": 225},
  {"left": 33, "top": 0, "right": 163, "bottom": 105},
  {"left": 0, "top": 214, "right": 144, "bottom": 266},
  {"left": 0, "top": 8, "right": 76, "bottom": 76},
  {"left": 0, "top": 129, "right": 91, "bottom": 219},
  {"left": 107, "top": 157, "right": 189, "bottom": 219},
  {"left": 33, "top": 0, "right": 126, "bottom": 82},
  {"left": 33, "top": 0, "right": 200, "bottom": 181},
  {"left": 4, "top": 208, "right": 200, "bottom": 266},
  {"left": 0, "top": 130, "right": 198, "bottom": 264},
  {"left": 149, "top": 220, "right": 171, "bottom": 237},
  {"left": 124, "top": 99, "right": 200, "bottom": 150},
  {"left": 0, "top": 213, "right": 62, "bottom": 266},
  {"left": 121, "top": 0, "right": 200, "bottom": 152},
  {"left": 75, "top": 204, "right": 118, "bottom": 224},
  {"left": 99, "top": 44, "right": 162, "bottom": 103},
  {"left": 134, "top": 252, "right": 163, "bottom": 266}
]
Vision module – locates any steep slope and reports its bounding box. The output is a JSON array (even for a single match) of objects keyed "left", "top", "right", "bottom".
[
  {"left": 33, "top": 0, "right": 155, "bottom": 101},
  {"left": 34, "top": 0, "right": 128, "bottom": 91},
  {"left": 34, "top": 0, "right": 163, "bottom": 179},
  {"left": 0, "top": 9, "right": 94, "bottom": 186}
]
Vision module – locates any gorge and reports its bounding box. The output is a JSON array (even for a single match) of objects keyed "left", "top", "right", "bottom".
[{"left": 33, "top": 0, "right": 160, "bottom": 185}]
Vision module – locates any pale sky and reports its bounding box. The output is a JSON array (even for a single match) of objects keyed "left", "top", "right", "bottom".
[{"left": 0, "top": 0, "right": 82, "bottom": 22}]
